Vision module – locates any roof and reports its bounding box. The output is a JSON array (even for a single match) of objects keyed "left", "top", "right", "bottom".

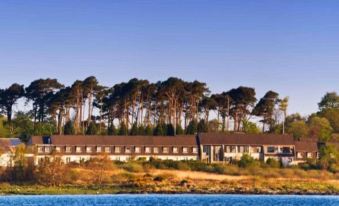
[
  {"left": 0, "top": 138, "right": 22, "bottom": 153},
  {"left": 294, "top": 138, "right": 318, "bottom": 152},
  {"left": 198, "top": 133, "right": 295, "bottom": 145},
  {"left": 30, "top": 135, "right": 197, "bottom": 146}
]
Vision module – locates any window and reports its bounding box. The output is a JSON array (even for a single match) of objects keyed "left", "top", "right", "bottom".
[
  {"left": 66, "top": 157, "right": 71, "bottom": 163},
  {"left": 45, "top": 147, "right": 50, "bottom": 153},
  {"left": 125, "top": 147, "right": 131, "bottom": 153},
  {"left": 65, "top": 146, "right": 72, "bottom": 153},
  {"left": 307, "top": 152, "right": 312, "bottom": 158},
  {"left": 297, "top": 152, "right": 303, "bottom": 159},
  {"left": 163, "top": 147, "right": 169, "bottom": 153},
  {"left": 244, "top": 146, "right": 249, "bottom": 153},
  {"left": 145, "top": 147, "right": 151, "bottom": 153},
  {"left": 238, "top": 146, "right": 244, "bottom": 153},
  {"left": 135, "top": 146, "right": 141, "bottom": 153},
  {"left": 105, "top": 147, "right": 111, "bottom": 153},
  {"left": 96, "top": 146, "right": 102, "bottom": 153},
  {"left": 115, "top": 147, "right": 121, "bottom": 153},
  {"left": 281, "top": 147, "right": 292, "bottom": 154},
  {"left": 153, "top": 147, "right": 159, "bottom": 154},
  {"left": 183, "top": 147, "right": 188, "bottom": 154},
  {"left": 76, "top": 146, "right": 82, "bottom": 153},
  {"left": 230, "top": 146, "right": 236, "bottom": 153},
  {"left": 252, "top": 147, "right": 261, "bottom": 153},
  {"left": 192, "top": 147, "right": 198, "bottom": 154},
  {"left": 267, "top": 146, "right": 277, "bottom": 153},
  {"left": 37, "top": 147, "right": 43, "bottom": 153},
  {"left": 173, "top": 147, "right": 178, "bottom": 154},
  {"left": 55, "top": 147, "right": 61, "bottom": 153},
  {"left": 86, "top": 147, "right": 92, "bottom": 153}
]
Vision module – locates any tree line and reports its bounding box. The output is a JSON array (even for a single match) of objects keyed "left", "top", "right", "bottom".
[{"left": 0, "top": 76, "right": 337, "bottom": 142}]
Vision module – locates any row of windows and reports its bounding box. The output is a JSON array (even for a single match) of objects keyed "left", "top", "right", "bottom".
[
  {"left": 224, "top": 146, "right": 261, "bottom": 153},
  {"left": 38, "top": 146, "right": 198, "bottom": 154}
]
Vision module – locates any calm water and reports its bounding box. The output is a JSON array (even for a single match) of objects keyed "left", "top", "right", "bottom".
[{"left": 0, "top": 194, "right": 338, "bottom": 206}]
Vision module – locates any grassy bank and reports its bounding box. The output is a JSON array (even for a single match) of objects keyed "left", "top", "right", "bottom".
[{"left": 1, "top": 159, "right": 338, "bottom": 195}]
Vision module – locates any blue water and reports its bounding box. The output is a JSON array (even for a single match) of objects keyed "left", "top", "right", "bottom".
[{"left": 0, "top": 194, "right": 338, "bottom": 206}]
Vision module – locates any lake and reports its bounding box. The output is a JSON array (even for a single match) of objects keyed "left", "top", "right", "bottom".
[{"left": 0, "top": 194, "right": 338, "bottom": 206}]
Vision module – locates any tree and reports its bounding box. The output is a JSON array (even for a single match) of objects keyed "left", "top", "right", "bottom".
[
  {"left": 86, "top": 122, "right": 98, "bottom": 135},
  {"left": 186, "top": 120, "right": 197, "bottom": 134},
  {"left": 130, "top": 123, "right": 138, "bottom": 136},
  {"left": 318, "top": 92, "right": 339, "bottom": 110},
  {"left": 25, "top": 79, "right": 64, "bottom": 123},
  {"left": 153, "top": 123, "right": 166, "bottom": 136},
  {"left": 176, "top": 124, "right": 184, "bottom": 135},
  {"left": 308, "top": 116, "right": 333, "bottom": 142},
  {"left": 166, "top": 124, "right": 175, "bottom": 136},
  {"left": 82, "top": 76, "right": 99, "bottom": 124},
  {"left": 197, "top": 120, "right": 208, "bottom": 133},
  {"left": 0, "top": 83, "right": 25, "bottom": 123},
  {"left": 252, "top": 91, "right": 279, "bottom": 132},
  {"left": 287, "top": 121, "right": 309, "bottom": 140},
  {"left": 319, "top": 108, "right": 339, "bottom": 133},
  {"left": 279, "top": 97, "right": 289, "bottom": 134},
  {"left": 228, "top": 86, "right": 257, "bottom": 131},
  {"left": 242, "top": 120, "right": 260, "bottom": 134},
  {"left": 318, "top": 145, "right": 338, "bottom": 170},
  {"left": 118, "top": 122, "right": 128, "bottom": 135},
  {"left": 64, "top": 121, "right": 75, "bottom": 135},
  {"left": 107, "top": 124, "right": 117, "bottom": 135}
]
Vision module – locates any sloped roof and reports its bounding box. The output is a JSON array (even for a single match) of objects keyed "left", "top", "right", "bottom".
[
  {"left": 294, "top": 138, "right": 318, "bottom": 152},
  {"left": 198, "top": 133, "right": 295, "bottom": 145},
  {"left": 0, "top": 138, "right": 22, "bottom": 153},
  {"left": 30, "top": 135, "right": 197, "bottom": 146}
]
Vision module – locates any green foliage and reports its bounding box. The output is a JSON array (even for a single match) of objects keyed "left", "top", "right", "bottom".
[
  {"left": 319, "top": 108, "right": 339, "bottom": 133},
  {"left": 186, "top": 120, "right": 197, "bottom": 134},
  {"left": 242, "top": 120, "right": 260, "bottom": 134},
  {"left": 175, "top": 124, "right": 184, "bottom": 135},
  {"left": 238, "top": 154, "right": 258, "bottom": 168},
  {"left": 318, "top": 92, "right": 339, "bottom": 110},
  {"left": 208, "top": 119, "right": 220, "bottom": 132},
  {"left": 287, "top": 120, "right": 309, "bottom": 140},
  {"left": 266, "top": 158, "right": 281, "bottom": 168},
  {"left": 130, "top": 123, "right": 138, "bottom": 136},
  {"left": 107, "top": 124, "right": 117, "bottom": 135},
  {"left": 197, "top": 120, "right": 208, "bottom": 133},
  {"left": 64, "top": 121, "right": 75, "bottom": 135},
  {"left": 318, "top": 145, "right": 338, "bottom": 170},
  {"left": 86, "top": 122, "right": 98, "bottom": 135},
  {"left": 153, "top": 123, "right": 166, "bottom": 136},
  {"left": 118, "top": 122, "right": 128, "bottom": 136},
  {"left": 144, "top": 125, "right": 153, "bottom": 136},
  {"left": 166, "top": 124, "right": 175, "bottom": 136},
  {"left": 34, "top": 122, "right": 56, "bottom": 136},
  {"left": 137, "top": 125, "right": 145, "bottom": 135},
  {"left": 308, "top": 116, "right": 333, "bottom": 142}
]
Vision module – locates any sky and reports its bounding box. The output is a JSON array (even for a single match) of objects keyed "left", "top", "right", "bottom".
[{"left": 0, "top": 0, "right": 338, "bottom": 116}]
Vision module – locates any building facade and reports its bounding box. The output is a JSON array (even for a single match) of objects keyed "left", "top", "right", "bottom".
[{"left": 0, "top": 133, "right": 320, "bottom": 166}]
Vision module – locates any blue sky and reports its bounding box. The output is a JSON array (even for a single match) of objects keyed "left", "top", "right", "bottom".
[{"left": 0, "top": 1, "right": 338, "bottom": 115}]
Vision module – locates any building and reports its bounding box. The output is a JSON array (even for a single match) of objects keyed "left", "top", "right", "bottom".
[
  {"left": 28, "top": 135, "right": 199, "bottom": 164},
  {"left": 0, "top": 133, "right": 321, "bottom": 166},
  {"left": 0, "top": 138, "right": 22, "bottom": 167},
  {"left": 198, "top": 133, "right": 296, "bottom": 166}
]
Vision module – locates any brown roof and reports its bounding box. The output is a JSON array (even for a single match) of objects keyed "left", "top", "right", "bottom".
[
  {"left": 30, "top": 135, "right": 197, "bottom": 146},
  {"left": 294, "top": 138, "right": 318, "bottom": 152},
  {"left": 198, "top": 133, "right": 295, "bottom": 145}
]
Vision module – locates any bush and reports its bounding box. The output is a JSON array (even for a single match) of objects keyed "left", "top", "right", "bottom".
[
  {"left": 238, "top": 154, "right": 258, "bottom": 168},
  {"left": 64, "top": 121, "right": 75, "bottom": 135},
  {"left": 86, "top": 122, "right": 98, "bottom": 135},
  {"left": 121, "top": 162, "right": 144, "bottom": 173},
  {"left": 266, "top": 158, "right": 281, "bottom": 168}
]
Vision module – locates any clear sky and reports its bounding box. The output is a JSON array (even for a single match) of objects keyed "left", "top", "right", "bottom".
[{"left": 0, "top": 1, "right": 338, "bottom": 116}]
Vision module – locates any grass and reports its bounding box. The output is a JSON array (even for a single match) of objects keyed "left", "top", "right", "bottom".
[{"left": 0, "top": 159, "right": 338, "bottom": 195}]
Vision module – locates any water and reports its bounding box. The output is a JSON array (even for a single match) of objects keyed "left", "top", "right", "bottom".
[{"left": 0, "top": 194, "right": 338, "bottom": 206}]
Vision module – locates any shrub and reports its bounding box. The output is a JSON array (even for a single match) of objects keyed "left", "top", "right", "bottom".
[
  {"left": 86, "top": 122, "right": 98, "bottom": 135},
  {"left": 238, "top": 154, "right": 257, "bottom": 168},
  {"left": 64, "top": 121, "right": 75, "bottom": 135},
  {"left": 121, "top": 162, "right": 144, "bottom": 173},
  {"left": 266, "top": 158, "right": 281, "bottom": 168}
]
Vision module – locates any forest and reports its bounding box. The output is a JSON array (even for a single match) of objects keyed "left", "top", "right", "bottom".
[{"left": 0, "top": 76, "right": 337, "bottom": 143}]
